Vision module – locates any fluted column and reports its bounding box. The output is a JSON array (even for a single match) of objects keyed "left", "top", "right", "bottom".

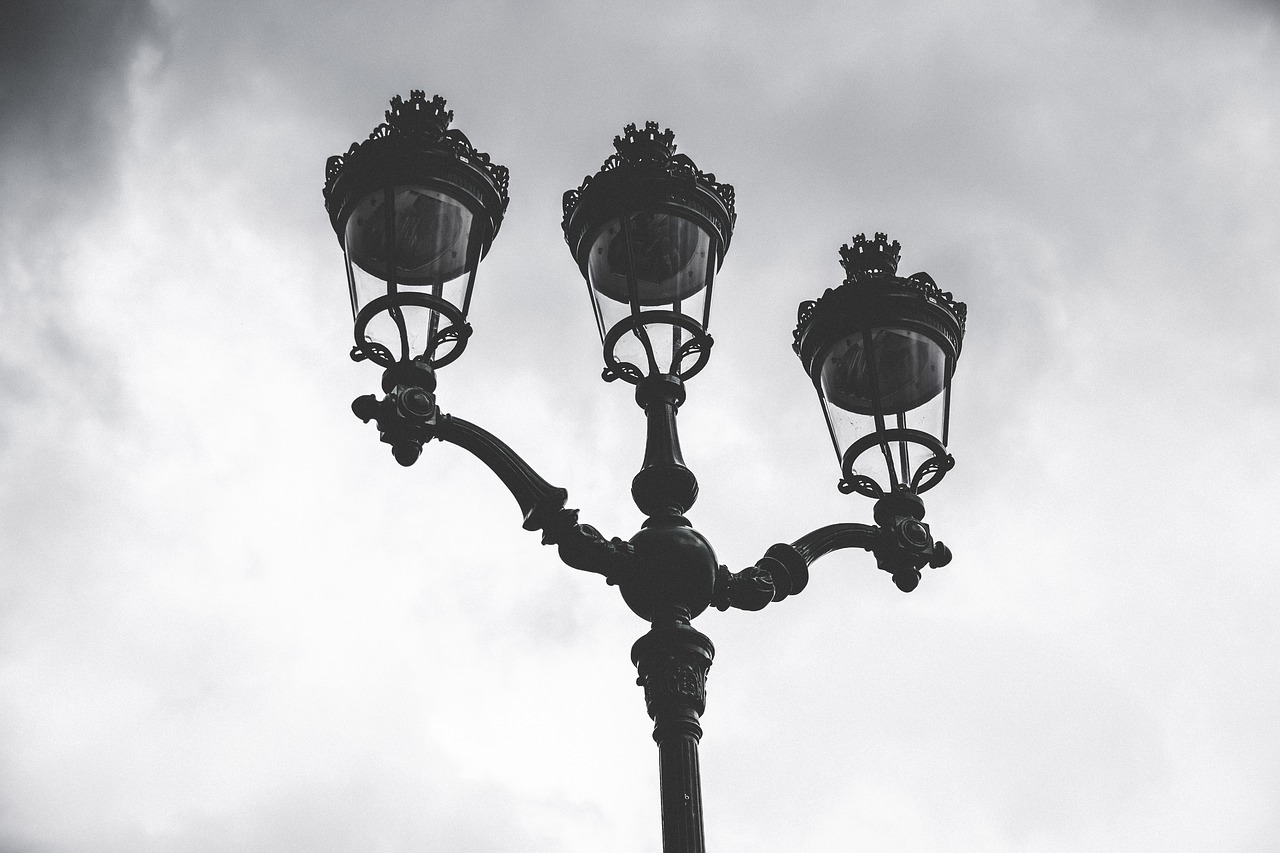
[{"left": 632, "top": 615, "right": 715, "bottom": 853}]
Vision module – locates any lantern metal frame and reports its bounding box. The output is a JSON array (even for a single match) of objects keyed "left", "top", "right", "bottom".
[
  {"left": 562, "top": 122, "right": 736, "bottom": 384},
  {"left": 328, "top": 96, "right": 969, "bottom": 853},
  {"left": 794, "top": 233, "right": 967, "bottom": 500},
  {"left": 323, "top": 91, "right": 509, "bottom": 369}
]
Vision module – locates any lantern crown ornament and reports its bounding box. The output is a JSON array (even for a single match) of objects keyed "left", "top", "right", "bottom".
[
  {"left": 562, "top": 123, "right": 736, "bottom": 385},
  {"left": 324, "top": 91, "right": 509, "bottom": 370},
  {"left": 838, "top": 232, "right": 902, "bottom": 278},
  {"left": 794, "top": 234, "right": 967, "bottom": 499}
]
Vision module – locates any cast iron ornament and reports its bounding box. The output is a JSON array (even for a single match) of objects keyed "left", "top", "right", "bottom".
[
  {"left": 329, "top": 100, "right": 970, "bottom": 853},
  {"left": 561, "top": 122, "right": 737, "bottom": 384},
  {"left": 793, "top": 233, "right": 967, "bottom": 498},
  {"left": 324, "top": 92, "right": 510, "bottom": 368},
  {"left": 323, "top": 91, "right": 509, "bottom": 238}
]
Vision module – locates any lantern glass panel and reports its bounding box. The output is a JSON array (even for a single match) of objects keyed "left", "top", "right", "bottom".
[
  {"left": 820, "top": 327, "right": 947, "bottom": 416},
  {"left": 346, "top": 185, "right": 475, "bottom": 286},
  {"left": 820, "top": 327, "right": 952, "bottom": 490},
  {"left": 343, "top": 186, "right": 477, "bottom": 362},
  {"left": 586, "top": 211, "right": 715, "bottom": 376},
  {"left": 588, "top": 211, "right": 713, "bottom": 305}
]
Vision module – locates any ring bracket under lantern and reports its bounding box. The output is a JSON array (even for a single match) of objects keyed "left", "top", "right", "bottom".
[
  {"left": 562, "top": 122, "right": 736, "bottom": 385},
  {"left": 793, "top": 233, "right": 967, "bottom": 499},
  {"left": 323, "top": 91, "right": 509, "bottom": 370}
]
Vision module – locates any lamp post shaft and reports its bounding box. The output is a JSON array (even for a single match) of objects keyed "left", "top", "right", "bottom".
[
  {"left": 633, "top": 615, "right": 714, "bottom": 853},
  {"left": 657, "top": 728, "right": 706, "bottom": 852}
]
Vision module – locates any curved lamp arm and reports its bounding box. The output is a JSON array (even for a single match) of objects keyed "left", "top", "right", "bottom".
[
  {"left": 713, "top": 514, "right": 952, "bottom": 611},
  {"left": 352, "top": 387, "right": 635, "bottom": 584},
  {"left": 790, "top": 522, "right": 880, "bottom": 564}
]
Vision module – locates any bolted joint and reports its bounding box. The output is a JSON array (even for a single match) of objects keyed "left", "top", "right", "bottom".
[
  {"left": 867, "top": 488, "right": 953, "bottom": 592},
  {"left": 872, "top": 513, "right": 952, "bottom": 592},
  {"left": 350, "top": 379, "right": 439, "bottom": 467}
]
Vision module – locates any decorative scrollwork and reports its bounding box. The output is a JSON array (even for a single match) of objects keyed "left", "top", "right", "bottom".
[
  {"left": 323, "top": 91, "right": 510, "bottom": 215},
  {"left": 839, "top": 429, "right": 949, "bottom": 497},
  {"left": 711, "top": 564, "right": 775, "bottom": 612},
  {"left": 640, "top": 663, "right": 707, "bottom": 718},
  {"left": 353, "top": 295, "right": 470, "bottom": 369},
  {"left": 561, "top": 121, "right": 737, "bottom": 235},
  {"left": 426, "top": 323, "right": 474, "bottom": 369},
  {"left": 792, "top": 236, "right": 967, "bottom": 370},
  {"left": 354, "top": 339, "right": 395, "bottom": 365},
  {"left": 539, "top": 507, "right": 636, "bottom": 583},
  {"left": 603, "top": 361, "right": 645, "bottom": 384},
  {"left": 838, "top": 475, "right": 884, "bottom": 499},
  {"left": 910, "top": 453, "right": 955, "bottom": 494},
  {"left": 601, "top": 311, "right": 713, "bottom": 385},
  {"left": 674, "top": 334, "right": 714, "bottom": 375},
  {"left": 632, "top": 624, "right": 714, "bottom": 723}
]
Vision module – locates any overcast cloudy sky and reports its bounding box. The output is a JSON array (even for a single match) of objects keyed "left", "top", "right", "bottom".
[{"left": 2, "top": 1, "right": 1278, "bottom": 851}]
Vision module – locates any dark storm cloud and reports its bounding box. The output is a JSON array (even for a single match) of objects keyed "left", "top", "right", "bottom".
[
  {"left": 0, "top": 0, "right": 162, "bottom": 440},
  {"left": 0, "top": 0, "right": 161, "bottom": 194},
  {"left": 0, "top": 12, "right": 163, "bottom": 840}
]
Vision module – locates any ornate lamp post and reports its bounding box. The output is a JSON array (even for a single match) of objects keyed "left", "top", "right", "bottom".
[{"left": 324, "top": 92, "right": 968, "bottom": 853}]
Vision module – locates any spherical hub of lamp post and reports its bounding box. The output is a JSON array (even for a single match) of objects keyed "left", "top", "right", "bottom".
[{"left": 619, "top": 521, "right": 719, "bottom": 622}]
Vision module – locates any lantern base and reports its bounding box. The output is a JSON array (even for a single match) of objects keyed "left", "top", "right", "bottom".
[
  {"left": 601, "top": 310, "right": 714, "bottom": 384},
  {"left": 838, "top": 428, "right": 954, "bottom": 498}
]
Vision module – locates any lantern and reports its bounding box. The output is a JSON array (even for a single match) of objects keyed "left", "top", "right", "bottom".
[
  {"left": 562, "top": 122, "right": 735, "bottom": 384},
  {"left": 794, "top": 234, "right": 967, "bottom": 499},
  {"left": 323, "top": 91, "right": 508, "bottom": 370}
]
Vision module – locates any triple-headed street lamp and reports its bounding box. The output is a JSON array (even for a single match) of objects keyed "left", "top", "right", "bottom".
[{"left": 323, "top": 91, "right": 967, "bottom": 853}]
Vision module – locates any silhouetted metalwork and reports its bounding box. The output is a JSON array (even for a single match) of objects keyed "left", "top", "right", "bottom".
[
  {"left": 324, "top": 91, "right": 508, "bottom": 369},
  {"left": 562, "top": 122, "right": 736, "bottom": 384},
  {"left": 327, "top": 94, "right": 970, "bottom": 853},
  {"left": 794, "top": 233, "right": 967, "bottom": 498}
]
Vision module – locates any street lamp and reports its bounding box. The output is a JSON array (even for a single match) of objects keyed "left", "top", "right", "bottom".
[{"left": 324, "top": 92, "right": 968, "bottom": 853}]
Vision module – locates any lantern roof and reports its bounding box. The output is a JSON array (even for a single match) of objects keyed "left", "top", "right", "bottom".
[
  {"left": 793, "top": 234, "right": 967, "bottom": 389},
  {"left": 322, "top": 91, "right": 509, "bottom": 247},
  {"left": 561, "top": 122, "right": 736, "bottom": 273}
]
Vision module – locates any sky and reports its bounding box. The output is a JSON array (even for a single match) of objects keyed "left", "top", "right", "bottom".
[{"left": 1, "top": 0, "right": 1279, "bottom": 850}]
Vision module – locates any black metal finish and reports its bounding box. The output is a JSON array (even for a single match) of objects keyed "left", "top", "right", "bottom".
[
  {"left": 632, "top": 374, "right": 698, "bottom": 519},
  {"left": 329, "top": 97, "right": 971, "bottom": 853},
  {"left": 562, "top": 123, "right": 735, "bottom": 281},
  {"left": 352, "top": 363, "right": 636, "bottom": 582},
  {"left": 324, "top": 91, "right": 509, "bottom": 247},
  {"left": 632, "top": 615, "right": 714, "bottom": 853},
  {"left": 562, "top": 123, "right": 736, "bottom": 385},
  {"left": 347, "top": 362, "right": 956, "bottom": 849},
  {"left": 793, "top": 233, "right": 967, "bottom": 498},
  {"left": 712, "top": 491, "right": 953, "bottom": 609},
  {"left": 324, "top": 92, "right": 509, "bottom": 368}
]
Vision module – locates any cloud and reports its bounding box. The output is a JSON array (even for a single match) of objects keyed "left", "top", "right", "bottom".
[
  {"left": 2, "top": 1, "right": 1280, "bottom": 850},
  {"left": 0, "top": 1, "right": 164, "bottom": 444}
]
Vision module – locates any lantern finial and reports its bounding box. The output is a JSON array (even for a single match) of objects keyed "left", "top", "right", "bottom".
[
  {"left": 612, "top": 121, "right": 677, "bottom": 164},
  {"left": 839, "top": 233, "right": 901, "bottom": 279},
  {"left": 384, "top": 91, "right": 453, "bottom": 136}
]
